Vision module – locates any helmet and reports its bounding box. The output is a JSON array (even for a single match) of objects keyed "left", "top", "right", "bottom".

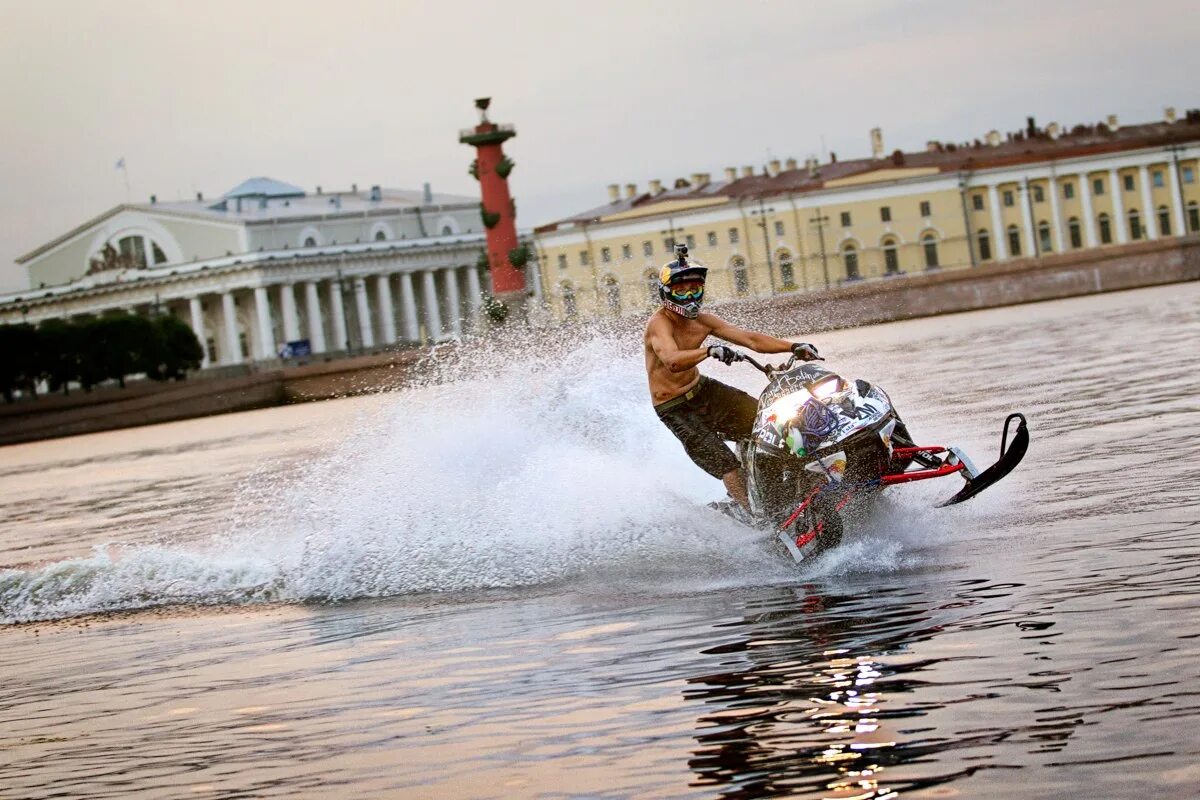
[{"left": 658, "top": 244, "right": 708, "bottom": 319}]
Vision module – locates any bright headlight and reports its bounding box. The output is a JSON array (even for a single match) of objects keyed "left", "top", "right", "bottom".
[
  {"left": 766, "top": 391, "right": 810, "bottom": 423},
  {"left": 812, "top": 378, "right": 846, "bottom": 400}
]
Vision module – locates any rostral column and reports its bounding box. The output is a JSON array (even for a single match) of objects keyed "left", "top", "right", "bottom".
[{"left": 460, "top": 97, "right": 526, "bottom": 298}]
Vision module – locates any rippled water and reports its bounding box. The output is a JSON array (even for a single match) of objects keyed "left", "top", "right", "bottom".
[{"left": 1, "top": 283, "right": 1198, "bottom": 798}]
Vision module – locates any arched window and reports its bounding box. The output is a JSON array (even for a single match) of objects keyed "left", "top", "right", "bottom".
[
  {"left": 776, "top": 249, "right": 795, "bottom": 288},
  {"left": 1007, "top": 225, "right": 1021, "bottom": 257},
  {"left": 1037, "top": 221, "right": 1052, "bottom": 254},
  {"left": 921, "top": 233, "right": 939, "bottom": 269},
  {"left": 731, "top": 256, "right": 749, "bottom": 296},
  {"left": 374, "top": 230, "right": 387, "bottom": 242},
  {"left": 560, "top": 282, "right": 577, "bottom": 320},
  {"left": 441, "top": 225, "right": 453, "bottom": 236},
  {"left": 977, "top": 229, "right": 992, "bottom": 261},
  {"left": 603, "top": 275, "right": 621, "bottom": 315},
  {"left": 1188, "top": 202, "right": 1199, "bottom": 234},
  {"left": 881, "top": 238, "right": 900, "bottom": 274},
  {"left": 1068, "top": 217, "right": 1082, "bottom": 249},
  {"left": 1158, "top": 206, "right": 1172, "bottom": 237},
  {"left": 1098, "top": 213, "right": 1112, "bottom": 244},
  {"left": 1128, "top": 209, "right": 1142, "bottom": 241},
  {"left": 644, "top": 269, "right": 659, "bottom": 305},
  {"left": 304, "top": 237, "right": 317, "bottom": 248},
  {"left": 842, "top": 245, "right": 860, "bottom": 280}
]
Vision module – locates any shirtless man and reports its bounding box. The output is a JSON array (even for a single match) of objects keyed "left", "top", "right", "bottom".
[{"left": 645, "top": 244, "right": 819, "bottom": 512}]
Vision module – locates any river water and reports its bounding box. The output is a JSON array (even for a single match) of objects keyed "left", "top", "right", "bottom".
[{"left": 1, "top": 283, "right": 1198, "bottom": 798}]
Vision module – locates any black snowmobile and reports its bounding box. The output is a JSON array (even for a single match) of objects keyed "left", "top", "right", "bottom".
[{"left": 718, "top": 352, "right": 1029, "bottom": 562}]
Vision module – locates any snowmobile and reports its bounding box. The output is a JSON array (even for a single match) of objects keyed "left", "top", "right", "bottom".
[{"left": 719, "top": 352, "right": 1028, "bottom": 563}]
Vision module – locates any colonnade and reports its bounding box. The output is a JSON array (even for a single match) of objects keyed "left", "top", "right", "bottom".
[{"left": 185, "top": 265, "right": 484, "bottom": 366}]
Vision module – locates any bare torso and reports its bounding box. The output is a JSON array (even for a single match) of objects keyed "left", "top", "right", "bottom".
[{"left": 644, "top": 309, "right": 713, "bottom": 404}]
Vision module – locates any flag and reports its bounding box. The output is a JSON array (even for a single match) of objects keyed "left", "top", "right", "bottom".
[{"left": 115, "top": 157, "right": 125, "bottom": 170}]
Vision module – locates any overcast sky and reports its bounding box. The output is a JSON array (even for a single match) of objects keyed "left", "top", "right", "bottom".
[{"left": 1, "top": 0, "right": 1196, "bottom": 292}]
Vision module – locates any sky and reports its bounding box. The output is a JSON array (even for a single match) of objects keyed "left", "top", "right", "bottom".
[{"left": 0, "top": 0, "right": 1196, "bottom": 292}]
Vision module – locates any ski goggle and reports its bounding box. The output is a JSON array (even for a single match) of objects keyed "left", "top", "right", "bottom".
[{"left": 668, "top": 283, "right": 704, "bottom": 302}]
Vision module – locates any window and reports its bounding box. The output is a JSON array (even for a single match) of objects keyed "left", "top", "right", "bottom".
[
  {"left": 1129, "top": 209, "right": 1142, "bottom": 240},
  {"left": 557, "top": 253, "right": 567, "bottom": 269},
  {"left": 1188, "top": 202, "right": 1199, "bottom": 233},
  {"left": 1063, "top": 182, "right": 1075, "bottom": 200},
  {"left": 977, "top": 229, "right": 992, "bottom": 261},
  {"left": 1003, "top": 190, "right": 1014, "bottom": 207},
  {"left": 663, "top": 237, "right": 674, "bottom": 252},
  {"left": 1068, "top": 217, "right": 1082, "bottom": 249},
  {"left": 778, "top": 252, "right": 795, "bottom": 287},
  {"left": 773, "top": 221, "right": 785, "bottom": 237},
  {"left": 882, "top": 238, "right": 899, "bottom": 274},
  {"left": 1038, "top": 221, "right": 1052, "bottom": 253},
  {"left": 1033, "top": 185, "right": 1045, "bottom": 203},
  {"left": 1153, "top": 170, "right": 1165, "bottom": 188},
  {"left": 843, "top": 246, "right": 860, "bottom": 280},
  {"left": 600, "top": 246, "right": 611, "bottom": 263},
  {"left": 622, "top": 243, "right": 632, "bottom": 260},
  {"left": 579, "top": 250, "right": 590, "bottom": 266},
  {"left": 920, "top": 200, "right": 931, "bottom": 217},
  {"left": 1123, "top": 174, "right": 1135, "bottom": 192},
  {"left": 922, "top": 234, "right": 939, "bottom": 269},
  {"left": 561, "top": 284, "right": 577, "bottom": 319},
  {"left": 374, "top": 230, "right": 387, "bottom": 241},
  {"left": 707, "top": 231, "right": 718, "bottom": 246},
  {"left": 1098, "top": 213, "right": 1112, "bottom": 244},
  {"left": 603, "top": 277, "right": 620, "bottom": 314},
  {"left": 972, "top": 194, "right": 984, "bottom": 211},
  {"left": 1093, "top": 178, "right": 1105, "bottom": 196},
  {"left": 117, "top": 235, "right": 148, "bottom": 268},
  {"left": 441, "top": 225, "right": 453, "bottom": 236},
  {"left": 728, "top": 228, "right": 740, "bottom": 244},
  {"left": 304, "top": 237, "right": 317, "bottom": 247},
  {"left": 840, "top": 211, "right": 852, "bottom": 227},
  {"left": 642, "top": 240, "right": 653, "bottom": 257},
  {"left": 1183, "top": 167, "right": 1195, "bottom": 184},
  {"left": 686, "top": 234, "right": 696, "bottom": 249},
  {"left": 731, "top": 257, "right": 749, "bottom": 295},
  {"left": 1158, "top": 206, "right": 1171, "bottom": 237},
  {"left": 880, "top": 206, "right": 892, "bottom": 222},
  {"left": 644, "top": 270, "right": 659, "bottom": 304},
  {"left": 151, "top": 242, "right": 167, "bottom": 265},
  {"left": 1007, "top": 225, "right": 1021, "bottom": 256}
]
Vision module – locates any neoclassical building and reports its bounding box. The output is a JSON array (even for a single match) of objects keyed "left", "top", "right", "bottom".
[
  {"left": 533, "top": 109, "right": 1200, "bottom": 320},
  {"left": 0, "top": 178, "right": 543, "bottom": 366}
]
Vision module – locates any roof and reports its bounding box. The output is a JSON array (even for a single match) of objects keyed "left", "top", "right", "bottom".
[{"left": 536, "top": 112, "right": 1200, "bottom": 234}]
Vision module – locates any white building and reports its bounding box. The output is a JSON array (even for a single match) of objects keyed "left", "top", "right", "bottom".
[{"left": 0, "top": 177, "right": 538, "bottom": 366}]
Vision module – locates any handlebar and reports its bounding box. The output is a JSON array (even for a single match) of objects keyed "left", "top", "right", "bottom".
[{"left": 737, "top": 351, "right": 822, "bottom": 377}]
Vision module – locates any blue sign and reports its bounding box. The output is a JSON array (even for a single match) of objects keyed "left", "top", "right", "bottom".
[{"left": 278, "top": 339, "right": 312, "bottom": 359}]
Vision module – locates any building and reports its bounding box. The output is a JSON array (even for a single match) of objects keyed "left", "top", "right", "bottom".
[
  {"left": 0, "top": 177, "right": 544, "bottom": 366},
  {"left": 533, "top": 109, "right": 1200, "bottom": 321}
]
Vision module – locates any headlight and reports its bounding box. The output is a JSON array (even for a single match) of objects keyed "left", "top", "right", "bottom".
[
  {"left": 811, "top": 378, "right": 847, "bottom": 400},
  {"left": 766, "top": 390, "right": 810, "bottom": 423}
]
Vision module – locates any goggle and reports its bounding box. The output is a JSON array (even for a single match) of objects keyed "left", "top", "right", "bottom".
[{"left": 669, "top": 284, "right": 704, "bottom": 301}]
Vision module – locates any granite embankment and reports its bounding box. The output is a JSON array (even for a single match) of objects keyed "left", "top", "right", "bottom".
[{"left": 1, "top": 234, "right": 1196, "bottom": 446}]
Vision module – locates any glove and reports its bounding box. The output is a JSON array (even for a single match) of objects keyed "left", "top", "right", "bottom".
[
  {"left": 707, "top": 345, "right": 744, "bottom": 365},
  {"left": 791, "top": 342, "right": 821, "bottom": 361}
]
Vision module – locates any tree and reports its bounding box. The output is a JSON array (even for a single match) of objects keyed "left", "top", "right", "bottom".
[
  {"left": 37, "top": 318, "right": 82, "bottom": 395},
  {"left": 147, "top": 315, "right": 203, "bottom": 380},
  {"left": 0, "top": 323, "right": 39, "bottom": 402}
]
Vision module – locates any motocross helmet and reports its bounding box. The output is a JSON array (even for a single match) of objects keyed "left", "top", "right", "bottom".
[{"left": 659, "top": 244, "right": 708, "bottom": 319}]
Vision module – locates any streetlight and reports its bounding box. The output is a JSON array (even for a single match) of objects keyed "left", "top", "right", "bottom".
[
  {"left": 808, "top": 208, "right": 831, "bottom": 290},
  {"left": 747, "top": 197, "right": 777, "bottom": 295}
]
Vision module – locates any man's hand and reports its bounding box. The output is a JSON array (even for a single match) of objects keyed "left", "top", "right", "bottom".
[
  {"left": 791, "top": 342, "right": 822, "bottom": 361},
  {"left": 708, "top": 345, "right": 744, "bottom": 365}
]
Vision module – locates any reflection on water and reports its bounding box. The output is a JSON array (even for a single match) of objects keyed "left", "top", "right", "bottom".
[{"left": 1, "top": 283, "right": 1198, "bottom": 798}]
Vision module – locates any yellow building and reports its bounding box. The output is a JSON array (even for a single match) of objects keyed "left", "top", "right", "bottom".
[{"left": 533, "top": 111, "right": 1200, "bottom": 321}]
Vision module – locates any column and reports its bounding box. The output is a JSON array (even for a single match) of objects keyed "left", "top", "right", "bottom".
[
  {"left": 1138, "top": 165, "right": 1158, "bottom": 240},
  {"left": 279, "top": 283, "right": 301, "bottom": 342},
  {"left": 443, "top": 267, "right": 462, "bottom": 338},
  {"left": 1019, "top": 180, "right": 1036, "bottom": 256},
  {"left": 1047, "top": 176, "right": 1065, "bottom": 251},
  {"left": 327, "top": 280, "right": 348, "bottom": 352},
  {"left": 304, "top": 281, "right": 327, "bottom": 353},
  {"left": 375, "top": 274, "right": 397, "bottom": 344},
  {"left": 253, "top": 286, "right": 275, "bottom": 360},
  {"left": 987, "top": 184, "right": 1008, "bottom": 260},
  {"left": 421, "top": 269, "right": 443, "bottom": 342},
  {"left": 1167, "top": 161, "right": 1186, "bottom": 237},
  {"left": 1109, "top": 168, "right": 1127, "bottom": 244},
  {"left": 465, "top": 265, "right": 483, "bottom": 322},
  {"left": 398, "top": 272, "right": 419, "bottom": 342},
  {"left": 1079, "top": 173, "right": 1098, "bottom": 247},
  {"left": 353, "top": 277, "right": 374, "bottom": 348},
  {"left": 188, "top": 296, "right": 210, "bottom": 368},
  {"left": 221, "top": 292, "right": 242, "bottom": 365}
]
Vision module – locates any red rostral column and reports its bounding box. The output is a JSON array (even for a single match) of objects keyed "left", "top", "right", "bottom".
[{"left": 460, "top": 97, "right": 525, "bottom": 295}]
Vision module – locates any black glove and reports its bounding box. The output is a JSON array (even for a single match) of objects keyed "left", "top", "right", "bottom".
[
  {"left": 707, "top": 345, "right": 744, "bottom": 365},
  {"left": 791, "top": 342, "right": 822, "bottom": 361}
]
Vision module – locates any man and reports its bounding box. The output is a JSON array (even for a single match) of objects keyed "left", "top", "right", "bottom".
[{"left": 644, "top": 244, "right": 818, "bottom": 514}]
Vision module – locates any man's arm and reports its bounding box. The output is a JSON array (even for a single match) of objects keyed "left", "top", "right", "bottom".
[
  {"left": 646, "top": 317, "right": 710, "bottom": 373},
  {"left": 699, "top": 313, "right": 794, "bottom": 354}
]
